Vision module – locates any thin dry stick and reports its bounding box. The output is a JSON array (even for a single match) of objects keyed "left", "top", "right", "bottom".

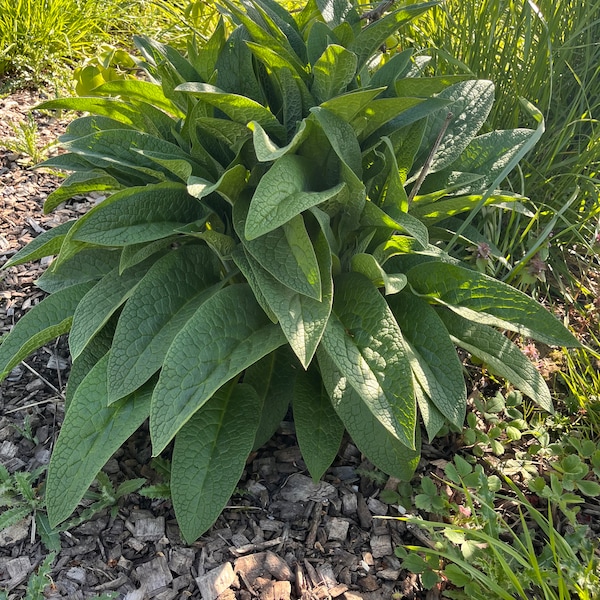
[
  {"left": 20, "top": 360, "right": 64, "bottom": 398},
  {"left": 407, "top": 111, "right": 454, "bottom": 204}
]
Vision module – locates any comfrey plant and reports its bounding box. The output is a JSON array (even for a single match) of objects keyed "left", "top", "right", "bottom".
[{"left": 0, "top": 0, "right": 578, "bottom": 541}]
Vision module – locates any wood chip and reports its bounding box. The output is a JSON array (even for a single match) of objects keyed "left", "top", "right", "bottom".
[
  {"left": 325, "top": 518, "right": 350, "bottom": 542},
  {"left": 196, "top": 562, "right": 236, "bottom": 600},
  {"left": 264, "top": 551, "right": 294, "bottom": 582},
  {"left": 259, "top": 580, "right": 291, "bottom": 600},
  {"left": 135, "top": 556, "right": 173, "bottom": 593},
  {"left": 279, "top": 474, "right": 337, "bottom": 503},
  {"left": 134, "top": 515, "right": 165, "bottom": 541},
  {"left": 369, "top": 534, "right": 392, "bottom": 559}
]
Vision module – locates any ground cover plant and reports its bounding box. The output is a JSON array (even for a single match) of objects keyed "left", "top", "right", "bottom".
[{"left": 0, "top": 0, "right": 580, "bottom": 546}]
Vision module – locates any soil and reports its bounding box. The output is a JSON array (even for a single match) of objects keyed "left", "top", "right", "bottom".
[{"left": 0, "top": 91, "right": 598, "bottom": 600}]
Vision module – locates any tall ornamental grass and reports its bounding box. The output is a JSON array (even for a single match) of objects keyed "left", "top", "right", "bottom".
[{"left": 399, "top": 0, "right": 600, "bottom": 293}]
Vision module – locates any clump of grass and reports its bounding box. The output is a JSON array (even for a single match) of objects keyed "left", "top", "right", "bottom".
[{"left": 398, "top": 0, "right": 600, "bottom": 294}]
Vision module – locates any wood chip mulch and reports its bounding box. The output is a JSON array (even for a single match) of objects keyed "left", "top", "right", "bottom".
[{"left": 1, "top": 91, "right": 445, "bottom": 600}]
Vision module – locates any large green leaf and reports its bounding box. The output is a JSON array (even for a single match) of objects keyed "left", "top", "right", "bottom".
[
  {"left": 66, "top": 321, "right": 114, "bottom": 410},
  {"left": 36, "top": 248, "right": 120, "bottom": 293},
  {"left": 416, "top": 79, "right": 495, "bottom": 175},
  {"left": 72, "top": 183, "right": 208, "bottom": 246},
  {"left": 407, "top": 262, "right": 580, "bottom": 347},
  {"left": 62, "top": 129, "right": 194, "bottom": 179},
  {"left": 437, "top": 308, "right": 553, "bottom": 412},
  {"left": 44, "top": 172, "right": 122, "bottom": 213},
  {"left": 361, "top": 202, "right": 428, "bottom": 249},
  {"left": 0, "top": 282, "right": 94, "bottom": 380},
  {"left": 312, "top": 45, "right": 357, "bottom": 104},
  {"left": 69, "top": 260, "right": 154, "bottom": 359},
  {"left": 310, "top": 107, "right": 362, "bottom": 177},
  {"left": 320, "top": 272, "right": 416, "bottom": 449},
  {"left": 247, "top": 229, "right": 333, "bottom": 367},
  {"left": 37, "top": 97, "right": 175, "bottom": 136},
  {"left": 234, "top": 197, "right": 323, "bottom": 300},
  {"left": 317, "top": 349, "right": 420, "bottom": 480},
  {"left": 3, "top": 220, "right": 74, "bottom": 269},
  {"left": 171, "top": 381, "right": 262, "bottom": 542},
  {"left": 94, "top": 80, "right": 184, "bottom": 117},
  {"left": 249, "top": 119, "right": 311, "bottom": 162},
  {"left": 150, "top": 284, "right": 286, "bottom": 455},
  {"left": 175, "top": 82, "right": 286, "bottom": 139},
  {"left": 293, "top": 367, "right": 344, "bottom": 481},
  {"left": 244, "top": 348, "right": 297, "bottom": 449},
  {"left": 388, "top": 292, "right": 466, "bottom": 429},
  {"left": 46, "top": 355, "right": 152, "bottom": 526},
  {"left": 107, "top": 246, "right": 224, "bottom": 402},
  {"left": 245, "top": 154, "right": 345, "bottom": 239}
]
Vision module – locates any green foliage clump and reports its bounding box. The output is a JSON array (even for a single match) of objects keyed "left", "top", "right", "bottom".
[{"left": 0, "top": 0, "right": 578, "bottom": 542}]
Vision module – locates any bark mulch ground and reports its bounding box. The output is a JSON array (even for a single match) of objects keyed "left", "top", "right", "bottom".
[{"left": 0, "top": 91, "right": 451, "bottom": 600}]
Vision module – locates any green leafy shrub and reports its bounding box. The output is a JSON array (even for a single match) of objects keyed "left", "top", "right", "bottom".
[{"left": 0, "top": 0, "right": 578, "bottom": 542}]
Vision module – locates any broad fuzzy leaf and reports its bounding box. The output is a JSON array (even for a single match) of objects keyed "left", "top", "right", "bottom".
[
  {"left": 44, "top": 172, "right": 122, "bottom": 213},
  {"left": 3, "top": 220, "right": 74, "bottom": 269},
  {"left": 244, "top": 348, "right": 297, "bottom": 449},
  {"left": 69, "top": 260, "right": 154, "bottom": 359},
  {"left": 437, "top": 308, "right": 553, "bottom": 412},
  {"left": 415, "top": 79, "right": 495, "bottom": 175},
  {"left": 317, "top": 349, "right": 419, "bottom": 480},
  {"left": 107, "top": 246, "right": 223, "bottom": 402},
  {"left": 247, "top": 229, "right": 333, "bottom": 367},
  {"left": 171, "top": 382, "right": 262, "bottom": 542},
  {"left": 320, "top": 272, "right": 416, "bottom": 449},
  {"left": 0, "top": 282, "right": 94, "bottom": 380},
  {"left": 234, "top": 197, "right": 323, "bottom": 300},
  {"left": 293, "top": 367, "right": 344, "bottom": 481},
  {"left": 46, "top": 355, "right": 152, "bottom": 527},
  {"left": 388, "top": 292, "right": 466, "bottom": 429},
  {"left": 36, "top": 248, "right": 120, "bottom": 293},
  {"left": 245, "top": 154, "right": 345, "bottom": 239},
  {"left": 349, "top": 2, "right": 440, "bottom": 73},
  {"left": 312, "top": 45, "right": 357, "bottom": 104},
  {"left": 407, "top": 262, "right": 580, "bottom": 347},
  {"left": 150, "top": 284, "right": 286, "bottom": 455},
  {"left": 72, "top": 183, "right": 208, "bottom": 246},
  {"left": 176, "top": 82, "right": 286, "bottom": 140}
]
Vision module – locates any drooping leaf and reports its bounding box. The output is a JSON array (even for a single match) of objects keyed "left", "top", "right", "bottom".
[
  {"left": 247, "top": 229, "right": 333, "bottom": 367},
  {"left": 414, "top": 378, "right": 447, "bottom": 441},
  {"left": 44, "top": 172, "right": 122, "bottom": 213},
  {"left": 407, "top": 262, "right": 580, "bottom": 347},
  {"left": 46, "top": 355, "right": 152, "bottom": 527},
  {"left": 3, "top": 220, "right": 74, "bottom": 269},
  {"left": 171, "top": 381, "right": 262, "bottom": 542},
  {"left": 437, "top": 308, "right": 553, "bottom": 412},
  {"left": 293, "top": 366, "right": 344, "bottom": 481},
  {"left": 388, "top": 292, "right": 466, "bottom": 429},
  {"left": 36, "top": 248, "right": 120, "bottom": 293},
  {"left": 72, "top": 183, "right": 209, "bottom": 246},
  {"left": 0, "top": 282, "right": 94, "bottom": 380},
  {"left": 320, "top": 272, "right": 416, "bottom": 448},
  {"left": 234, "top": 197, "right": 323, "bottom": 300},
  {"left": 244, "top": 348, "right": 297, "bottom": 449},
  {"left": 317, "top": 349, "right": 420, "bottom": 480},
  {"left": 150, "top": 284, "right": 286, "bottom": 455},
  {"left": 245, "top": 154, "right": 345, "bottom": 239},
  {"left": 107, "top": 246, "right": 224, "bottom": 402},
  {"left": 69, "top": 259, "right": 154, "bottom": 359},
  {"left": 175, "top": 82, "right": 286, "bottom": 140}
]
